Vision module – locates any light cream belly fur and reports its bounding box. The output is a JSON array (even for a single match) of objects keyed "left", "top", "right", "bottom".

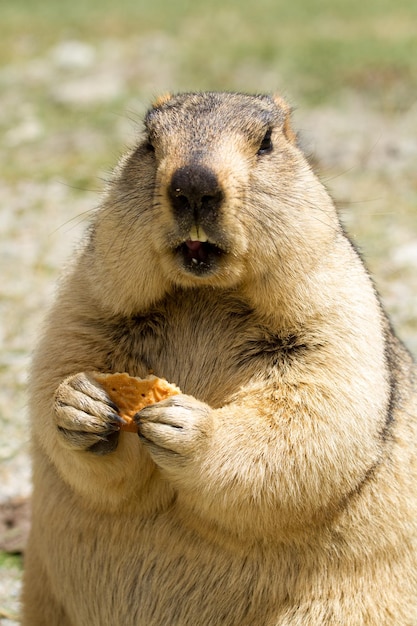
[
  {"left": 28, "top": 443, "right": 417, "bottom": 626},
  {"left": 29, "top": 457, "right": 284, "bottom": 626}
]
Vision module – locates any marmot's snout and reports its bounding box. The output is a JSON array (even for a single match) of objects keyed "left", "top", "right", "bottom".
[
  {"left": 168, "top": 164, "right": 224, "bottom": 229},
  {"left": 168, "top": 164, "right": 226, "bottom": 275}
]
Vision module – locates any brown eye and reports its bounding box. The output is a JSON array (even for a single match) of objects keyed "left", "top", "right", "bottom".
[{"left": 257, "top": 129, "right": 273, "bottom": 155}]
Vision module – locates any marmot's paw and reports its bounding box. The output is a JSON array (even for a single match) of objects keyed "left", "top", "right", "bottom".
[
  {"left": 54, "top": 372, "right": 124, "bottom": 454},
  {"left": 136, "top": 394, "right": 212, "bottom": 470}
]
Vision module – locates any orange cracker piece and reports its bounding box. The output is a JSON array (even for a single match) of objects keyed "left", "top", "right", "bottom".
[{"left": 94, "top": 372, "right": 181, "bottom": 433}]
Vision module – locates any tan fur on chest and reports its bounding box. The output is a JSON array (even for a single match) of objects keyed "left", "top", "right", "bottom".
[{"left": 107, "top": 289, "right": 284, "bottom": 405}]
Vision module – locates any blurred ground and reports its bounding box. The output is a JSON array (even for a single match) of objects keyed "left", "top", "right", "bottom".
[{"left": 0, "top": 1, "right": 416, "bottom": 621}]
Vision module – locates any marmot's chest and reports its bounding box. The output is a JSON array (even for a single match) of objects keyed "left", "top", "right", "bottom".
[{"left": 107, "top": 290, "right": 291, "bottom": 407}]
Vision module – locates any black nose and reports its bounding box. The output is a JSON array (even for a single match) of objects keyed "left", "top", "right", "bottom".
[{"left": 168, "top": 165, "right": 224, "bottom": 224}]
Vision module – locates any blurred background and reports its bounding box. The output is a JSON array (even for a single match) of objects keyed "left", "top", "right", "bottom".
[{"left": 1, "top": 0, "right": 416, "bottom": 620}]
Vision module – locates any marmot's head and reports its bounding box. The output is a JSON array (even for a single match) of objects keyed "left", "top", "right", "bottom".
[
  {"left": 91, "top": 92, "right": 338, "bottom": 314},
  {"left": 141, "top": 92, "right": 301, "bottom": 289}
]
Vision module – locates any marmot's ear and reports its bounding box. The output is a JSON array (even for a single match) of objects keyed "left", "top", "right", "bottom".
[
  {"left": 272, "top": 95, "right": 297, "bottom": 144},
  {"left": 151, "top": 93, "right": 173, "bottom": 109}
]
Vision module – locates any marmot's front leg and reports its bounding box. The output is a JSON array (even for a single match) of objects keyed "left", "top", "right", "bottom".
[
  {"left": 32, "top": 368, "right": 159, "bottom": 505},
  {"left": 137, "top": 394, "right": 213, "bottom": 466},
  {"left": 135, "top": 380, "right": 386, "bottom": 538},
  {"left": 54, "top": 372, "right": 124, "bottom": 454}
]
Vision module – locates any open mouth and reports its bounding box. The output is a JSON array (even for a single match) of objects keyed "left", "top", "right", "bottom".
[{"left": 176, "top": 239, "right": 224, "bottom": 274}]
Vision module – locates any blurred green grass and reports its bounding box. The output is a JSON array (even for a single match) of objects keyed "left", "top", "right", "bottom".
[
  {"left": 2, "top": 0, "right": 417, "bottom": 106},
  {"left": 0, "top": 552, "right": 21, "bottom": 570}
]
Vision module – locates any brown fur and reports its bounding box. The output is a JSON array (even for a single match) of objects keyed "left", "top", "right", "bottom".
[{"left": 22, "top": 92, "right": 417, "bottom": 625}]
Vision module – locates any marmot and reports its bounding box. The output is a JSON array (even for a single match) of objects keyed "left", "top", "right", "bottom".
[{"left": 22, "top": 92, "right": 417, "bottom": 625}]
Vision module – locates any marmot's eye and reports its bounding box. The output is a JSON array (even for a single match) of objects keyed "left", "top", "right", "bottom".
[
  {"left": 145, "top": 138, "right": 155, "bottom": 153},
  {"left": 257, "top": 129, "right": 273, "bottom": 155}
]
